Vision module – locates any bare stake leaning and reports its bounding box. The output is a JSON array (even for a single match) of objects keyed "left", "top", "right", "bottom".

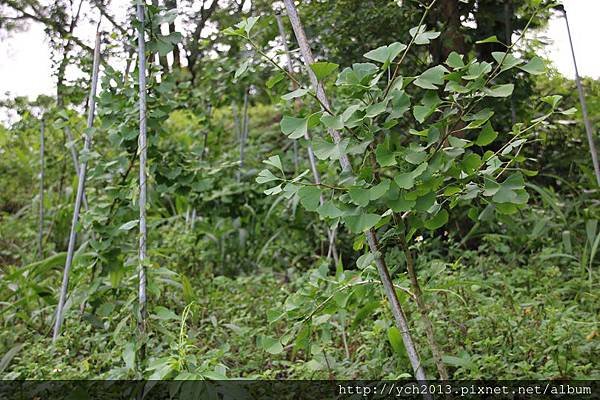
[
  {"left": 282, "top": 0, "right": 428, "bottom": 382},
  {"left": 137, "top": 0, "right": 149, "bottom": 336},
  {"left": 38, "top": 118, "right": 45, "bottom": 258},
  {"left": 52, "top": 29, "right": 102, "bottom": 342}
]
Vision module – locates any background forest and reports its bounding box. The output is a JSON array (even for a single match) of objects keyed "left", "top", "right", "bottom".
[{"left": 0, "top": 0, "right": 598, "bottom": 382}]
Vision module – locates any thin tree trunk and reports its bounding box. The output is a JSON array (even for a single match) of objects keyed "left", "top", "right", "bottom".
[
  {"left": 562, "top": 8, "right": 600, "bottom": 186},
  {"left": 38, "top": 118, "right": 45, "bottom": 258},
  {"left": 283, "top": 0, "right": 427, "bottom": 383},
  {"left": 137, "top": 0, "right": 149, "bottom": 338},
  {"left": 402, "top": 238, "right": 449, "bottom": 379},
  {"left": 276, "top": 10, "right": 339, "bottom": 264},
  {"left": 52, "top": 29, "right": 102, "bottom": 342}
]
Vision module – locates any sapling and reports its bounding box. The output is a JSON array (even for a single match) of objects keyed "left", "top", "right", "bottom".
[
  {"left": 231, "top": 0, "right": 560, "bottom": 382},
  {"left": 52, "top": 28, "right": 102, "bottom": 342},
  {"left": 283, "top": 0, "right": 429, "bottom": 381}
]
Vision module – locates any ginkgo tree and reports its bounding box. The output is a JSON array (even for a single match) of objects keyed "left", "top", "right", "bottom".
[{"left": 226, "top": 1, "right": 571, "bottom": 380}]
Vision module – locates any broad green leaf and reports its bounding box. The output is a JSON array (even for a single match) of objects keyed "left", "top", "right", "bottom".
[
  {"left": 349, "top": 187, "right": 371, "bottom": 207},
  {"left": 298, "top": 186, "right": 321, "bottom": 211},
  {"left": 336, "top": 63, "right": 378, "bottom": 86},
  {"left": 519, "top": 56, "right": 545, "bottom": 75},
  {"left": 266, "top": 72, "right": 284, "bottom": 88},
  {"left": 448, "top": 136, "right": 469, "bottom": 148},
  {"left": 343, "top": 213, "right": 382, "bottom": 233},
  {"left": 409, "top": 25, "right": 440, "bottom": 45},
  {"left": 260, "top": 335, "right": 283, "bottom": 355},
  {"left": 492, "top": 52, "right": 523, "bottom": 72},
  {"left": 388, "top": 90, "right": 411, "bottom": 119},
  {"left": 243, "top": 16, "right": 259, "bottom": 36},
  {"left": 413, "top": 104, "right": 435, "bottom": 123},
  {"left": 153, "top": 306, "right": 178, "bottom": 320},
  {"left": 413, "top": 65, "right": 448, "bottom": 89},
  {"left": 492, "top": 173, "right": 527, "bottom": 204},
  {"left": 317, "top": 201, "right": 344, "bottom": 219},
  {"left": 483, "top": 83, "right": 514, "bottom": 97},
  {"left": 369, "top": 179, "right": 390, "bottom": 200},
  {"left": 443, "top": 186, "right": 461, "bottom": 196},
  {"left": 364, "top": 42, "right": 407, "bottom": 67},
  {"left": 541, "top": 95, "right": 563, "bottom": 109},
  {"left": 234, "top": 59, "right": 250, "bottom": 80},
  {"left": 462, "top": 108, "right": 494, "bottom": 126},
  {"left": 415, "top": 191, "right": 435, "bottom": 212},
  {"left": 312, "top": 138, "right": 349, "bottom": 161},
  {"left": 461, "top": 153, "right": 482, "bottom": 173},
  {"left": 256, "top": 169, "right": 279, "bottom": 184},
  {"left": 387, "top": 327, "right": 406, "bottom": 355},
  {"left": 395, "top": 172, "right": 415, "bottom": 190},
  {"left": 123, "top": 342, "right": 135, "bottom": 370},
  {"left": 263, "top": 155, "right": 283, "bottom": 172},
  {"left": 476, "top": 35, "right": 501, "bottom": 44},
  {"left": 280, "top": 116, "right": 307, "bottom": 139},
  {"left": 365, "top": 101, "right": 387, "bottom": 117},
  {"left": 463, "top": 62, "right": 492, "bottom": 80},
  {"left": 118, "top": 220, "right": 139, "bottom": 231},
  {"left": 320, "top": 114, "right": 344, "bottom": 130},
  {"left": 281, "top": 88, "right": 309, "bottom": 100},
  {"left": 446, "top": 52, "right": 465, "bottom": 69},
  {"left": 356, "top": 252, "right": 376, "bottom": 269},
  {"left": 476, "top": 122, "right": 498, "bottom": 146},
  {"left": 424, "top": 209, "right": 449, "bottom": 230},
  {"left": 404, "top": 146, "right": 427, "bottom": 164},
  {"left": 310, "top": 61, "right": 339, "bottom": 80},
  {"left": 264, "top": 184, "right": 283, "bottom": 195},
  {"left": 376, "top": 144, "right": 397, "bottom": 167}
]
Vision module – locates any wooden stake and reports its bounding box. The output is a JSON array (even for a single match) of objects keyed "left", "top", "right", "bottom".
[
  {"left": 52, "top": 29, "right": 102, "bottom": 342},
  {"left": 283, "top": 0, "right": 428, "bottom": 382},
  {"left": 38, "top": 118, "right": 45, "bottom": 258},
  {"left": 137, "top": 0, "right": 148, "bottom": 336},
  {"left": 137, "top": 0, "right": 148, "bottom": 334}
]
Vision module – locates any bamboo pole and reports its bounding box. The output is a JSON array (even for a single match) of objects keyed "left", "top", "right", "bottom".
[
  {"left": 282, "top": 0, "right": 427, "bottom": 382},
  {"left": 52, "top": 29, "right": 102, "bottom": 342},
  {"left": 38, "top": 118, "right": 45, "bottom": 258},
  {"left": 560, "top": 7, "right": 600, "bottom": 186},
  {"left": 137, "top": 0, "right": 148, "bottom": 336}
]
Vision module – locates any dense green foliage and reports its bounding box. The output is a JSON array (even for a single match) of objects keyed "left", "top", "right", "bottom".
[{"left": 0, "top": 0, "right": 598, "bottom": 383}]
